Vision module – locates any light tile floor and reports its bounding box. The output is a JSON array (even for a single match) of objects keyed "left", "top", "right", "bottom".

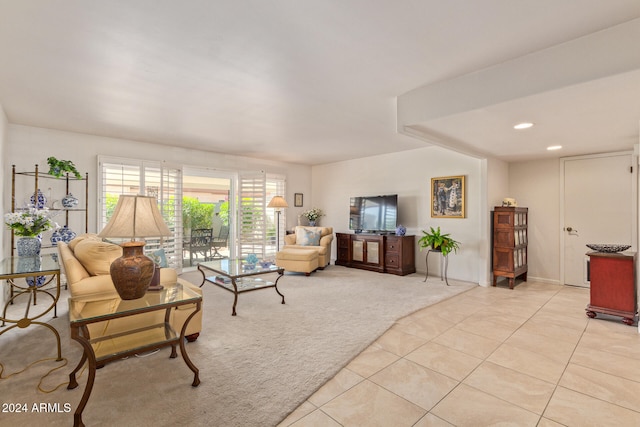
[{"left": 278, "top": 281, "right": 640, "bottom": 426}]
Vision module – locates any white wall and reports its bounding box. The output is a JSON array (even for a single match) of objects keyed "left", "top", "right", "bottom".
[
  {"left": 508, "top": 158, "right": 561, "bottom": 283},
  {"left": 5, "top": 124, "right": 312, "bottom": 248},
  {"left": 483, "top": 157, "right": 510, "bottom": 285},
  {"left": 312, "top": 146, "right": 483, "bottom": 283}
]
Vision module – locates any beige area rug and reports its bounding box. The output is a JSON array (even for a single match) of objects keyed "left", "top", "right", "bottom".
[{"left": 0, "top": 266, "right": 475, "bottom": 427}]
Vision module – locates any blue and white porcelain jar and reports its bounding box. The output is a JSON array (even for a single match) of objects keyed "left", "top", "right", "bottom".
[
  {"left": 30, "top": 189, "right": 47, "bottom": 209},
  {"left": 17, "top": 236, "right": 42, "bottom": 256},
  {"left": 60, "top": 225, "right": 76, "bottom": 243},
  {"left": 17, "top": 236, "right": 46, "bottom": 287},
  {"left": 61, "top": 193, "right": 79, "bottom": 208},
  {"left": 50, "top": 228, "right": 63, "bottom": 244}
]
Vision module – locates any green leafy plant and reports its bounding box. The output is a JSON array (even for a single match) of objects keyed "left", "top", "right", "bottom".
[
  {"left": 418, "top": 226, "right": 460, "bottom": 256},
  {"left": 182, "top": 196, "right": 215, "bottom": 231},
  {"left": 47, "top": 157, "right": 82, "bottom": 179}
]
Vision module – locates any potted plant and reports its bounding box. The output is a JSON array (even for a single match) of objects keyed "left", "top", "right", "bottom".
[
  {"left": 47, "top": 156, "right": 83, "bottom": 179},
  {"left": 418, "top": 226, "right": 460, "bottom": 256}
]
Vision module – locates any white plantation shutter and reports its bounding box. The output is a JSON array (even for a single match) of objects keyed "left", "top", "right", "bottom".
[
  {"left": 238, "top": 171, "right": 266, "bottom": 259},
  {"left": 98, "top": 156, "right": 183, "bottom": 270},
  {"left": 265, "top": 175, "right": 286, "bottom": 259}
]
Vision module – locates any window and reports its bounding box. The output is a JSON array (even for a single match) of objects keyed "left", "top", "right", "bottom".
[
  {"left": 266, "top": 175, "right": 286, "bottom": 258},
  {"left": 238, "top": 171, "right": 267, "bottom": 259},
  {"left": 99, "top": 157, "right": 286, "bottom": 266},
  {"left": 98, "top": 156, "right": 182, "bottom": 269}
]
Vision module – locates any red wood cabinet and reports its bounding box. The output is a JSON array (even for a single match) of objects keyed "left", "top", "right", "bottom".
[{"left": 586, "top": 251, "right": 637, "bottom": 325}]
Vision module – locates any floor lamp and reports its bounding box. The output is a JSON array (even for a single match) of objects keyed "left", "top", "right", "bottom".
[{"left": 267, "top": 196, "right": 288, "bottom": 252}]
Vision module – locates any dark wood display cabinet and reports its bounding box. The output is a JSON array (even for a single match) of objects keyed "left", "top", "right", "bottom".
[
  {"left": 335, "top": 233, "right": 415, "bottom": 276},
  {"left": 492, "top": 206, "right": 528, "bottom": 289},
  {"left": 586, "top": 251, "right": 637, "bottom": 325}
]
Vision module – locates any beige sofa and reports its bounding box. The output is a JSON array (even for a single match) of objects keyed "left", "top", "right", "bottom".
[
  {"left": 282, "top": 226, "right": 334, "bottom": 268},
  {"left": 57, "top": 234, "right": 202, "bottom": 342}
]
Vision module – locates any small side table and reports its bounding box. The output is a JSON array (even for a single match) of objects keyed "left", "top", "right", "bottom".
[
  {"left": 67, "top": 283, "right": 202, "bottom": 427},
  {"left": 423, "top": 249, "right": 449, "bottom": 286},
  {"left": 0, "top": 254, "right": 62, "bottom": 361},
  {"left": 586, "top": 251, "right": 637, "bottom": 325}
]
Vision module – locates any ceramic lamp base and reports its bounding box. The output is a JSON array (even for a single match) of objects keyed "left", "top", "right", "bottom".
[{"left": 110, "top": 241, "right": 155, "bottom": 300}]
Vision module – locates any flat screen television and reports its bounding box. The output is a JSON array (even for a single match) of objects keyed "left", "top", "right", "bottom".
[{"left": 349, "top": 194, "right": 398, "bottom": 233}]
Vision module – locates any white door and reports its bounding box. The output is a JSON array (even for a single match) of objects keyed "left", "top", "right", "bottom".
[{"left": 563, "top": 152, "right": 635, "bottom": 287}]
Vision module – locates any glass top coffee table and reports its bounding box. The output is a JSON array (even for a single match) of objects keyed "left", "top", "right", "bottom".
[{"left": 197, "top": 259, "right": 285, "bottom": 316}]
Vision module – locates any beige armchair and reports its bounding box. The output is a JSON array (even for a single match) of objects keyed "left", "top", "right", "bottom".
[{"left": 283, "top": 226, "right": 334, "bottom": 268}]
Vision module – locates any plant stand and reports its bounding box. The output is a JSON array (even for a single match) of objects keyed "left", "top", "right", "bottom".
[{"left": 424, "top": 249, "right": 449, "bottom": 286}]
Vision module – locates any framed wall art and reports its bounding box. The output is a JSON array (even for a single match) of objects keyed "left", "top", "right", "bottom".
[
  {"left": 431, "top": 175, "right": 465, "bottom": 218},
  {"left": 294, "top": 193, "right": 303, "bottom": 207}
]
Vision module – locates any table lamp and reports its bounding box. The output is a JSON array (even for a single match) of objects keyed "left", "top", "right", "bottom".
[
  {"left": 98, "top": 195, "right": 172, "bottom": 300},
  {"left": 267, "top": 196, "right": 288, "bottom": 252}
]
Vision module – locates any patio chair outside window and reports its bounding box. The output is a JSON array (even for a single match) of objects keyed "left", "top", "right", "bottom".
[
  {"left": 188, "top": 228, "right": 213, "bottom": 266},
  {"left": 211, "top": 225, "right": 229, "bottom": 259}
]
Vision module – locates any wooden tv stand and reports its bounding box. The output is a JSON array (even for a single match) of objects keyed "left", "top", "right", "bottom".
[{"left": 335, "top": 233, "right": 416, "bottom": 276}]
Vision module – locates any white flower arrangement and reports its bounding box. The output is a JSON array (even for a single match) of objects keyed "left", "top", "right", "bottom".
[
  {"left": 4, "top": 207, "right": 54, "bottom": 237},
  {"left": 301, "top": 207, "right": 323, "bottom": 222}
]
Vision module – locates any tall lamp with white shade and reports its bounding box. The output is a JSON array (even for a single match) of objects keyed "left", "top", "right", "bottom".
[
  {"left": 98, "top": 195, "right": 172, "bottom": 300},
  {"left": 267, "top": 196, "right": 288, "bottom": 252}
]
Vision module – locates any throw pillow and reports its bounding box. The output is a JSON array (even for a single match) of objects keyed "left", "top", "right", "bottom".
[
  {"left": 68, "top": 233, "right": 100, "bottom": 251},
  {"left": 296, "top": 227, "right": 321, "bottom": 246},
  {"left": 152, "top": 248, "right": 169, "bottom": 268},
  {"left": 74, "top": 239, "right": 123, "bottom": 276}
]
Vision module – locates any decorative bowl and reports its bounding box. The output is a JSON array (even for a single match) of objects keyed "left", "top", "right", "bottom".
[
  {"left": 586, "top": 244, "right": 631, "bottom": 253},
  {"left": 259, "top": 261, "right": 273, "bottom": 269}
]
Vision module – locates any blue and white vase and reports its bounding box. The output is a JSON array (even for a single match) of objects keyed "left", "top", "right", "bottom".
[
  {"left": 17, "top": 236, "right": 46, "bottom": 287},
  {"left": 61, "top": 193, "right": 79, "bottom": 208},
  {"left": 17, "top": 236, "right": 42, "bottom": 256},
  {"left": 30, "top": 189, "right": 47, "bottom": 209},
  {"left": 395, "top": 225, "right": 406, "bottom": 236},
  {"left": 60, "top": 225, "right": 76, "bottom": 243},
  {"left": 50, "top": 228, "right": 63, "bottom": 244}
]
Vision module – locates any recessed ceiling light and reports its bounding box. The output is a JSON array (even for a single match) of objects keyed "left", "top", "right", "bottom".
[
  {"left": 547, "top": 145, "right": 562, "bottom": 151},
  {"left": 514, "top": 122, "right": 534, "bottom": 130}
]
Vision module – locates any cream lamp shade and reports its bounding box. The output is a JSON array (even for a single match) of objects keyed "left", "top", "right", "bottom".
[
  {"left": 98, "top": 195, "right": 171, "bottom": 299},
  {"left": 99, "top": 195, "right": 172, "bottom": 239},
  {"left": 267, "top": 195, "right": 289, "bottom": 209}
]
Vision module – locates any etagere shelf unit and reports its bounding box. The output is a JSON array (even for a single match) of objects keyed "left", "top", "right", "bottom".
[{"left": 10, "top": 164, "right": 88, "bottom": 256}]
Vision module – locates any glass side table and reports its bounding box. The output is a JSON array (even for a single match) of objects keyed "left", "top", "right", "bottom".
[
  {"left": 0, "top": 253, "right": 62, "bottom": 360},
  {"left": 67, "top": 283, "right": 202, "bottom": 427}
]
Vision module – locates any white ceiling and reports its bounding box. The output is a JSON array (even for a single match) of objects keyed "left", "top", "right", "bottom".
[{"left": 0, "top": 1, "right": 639, "bottom": 165}]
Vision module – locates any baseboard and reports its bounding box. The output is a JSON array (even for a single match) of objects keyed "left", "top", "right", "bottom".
[{"left": 527, "top": 276, "right": 562, "bottom": 285}]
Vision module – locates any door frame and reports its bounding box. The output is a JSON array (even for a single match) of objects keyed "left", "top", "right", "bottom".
[
  {"left": 559, "top": 150, "right": 638, "bottom": 286},
  {"left": 182, "top": 166, "right": 236, "bottom": 267}
]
